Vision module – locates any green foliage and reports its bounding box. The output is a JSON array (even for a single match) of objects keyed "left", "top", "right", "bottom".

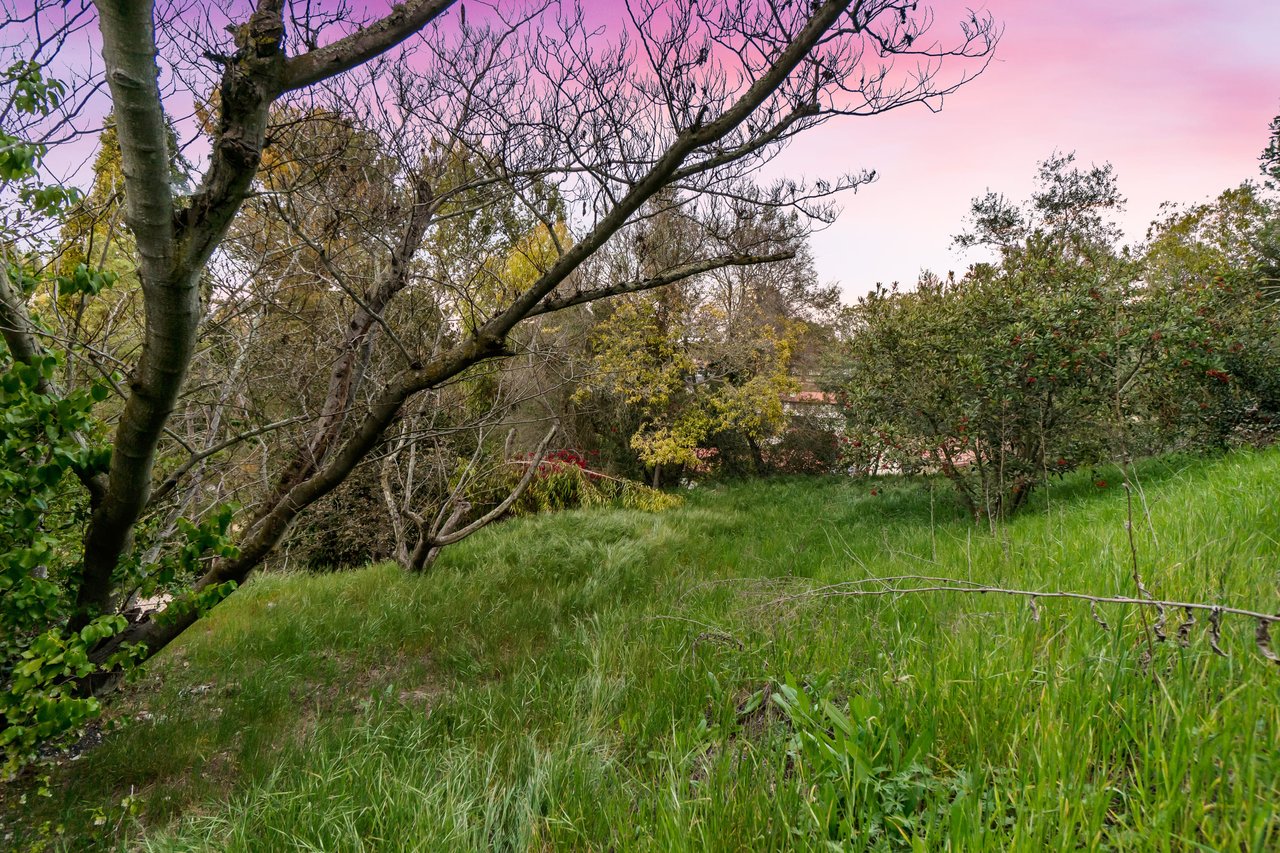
[
  {"left": 125, "top": 507, "right": 242, "bottom": 628},
  {"left": 835, "top": 155, "right": 1278, "bottom": 520},
  {"left": 1261, "top": 111, "right": 1280, "bottom": 189},
  {"left": 836, "top": 258, "right": 1142, "bottom": 519},
  {"left": 0, "top": 350, "right": 116, "bottom": 776},
  {"left": 54, "top": 263, "right": 117, "bottom": 298},
  {"left": 955, "top": 152, "right": 1123, "bottom": 251},
  {"left": 131, "top": 505, "right": 241, "bottom": 602},
  {"left": 762, "top": 414, "right": 843, "bottom": 475},
  {"left": 570, "top": 202, "right": 832, "bottom": 482},
  {"left": 584, "top": 289, "right": 797, "bottom": 473},
  {"left": 0, "top": 62, "right": 82, "bottom": 214},
  {"left": 0, "top": 62, "right": 238, "bottom": 775},
  {"left": 0, "top": 62, "right": 121, "bottom": 776},
  {"left": 5, "top": 451, "right": 1280, "bottom": 849},
  {"left": 837, "top": 156, "right": 1138, "bottom": 517},
  {"left": 509, "top": 464, "right": 682, "bottom": 516},
  {"left": 0, "top": 345, "right": 240, "bottom": 771},
  {"left": 5, "top": 61, "right": 65, "bottom": 116},
  {"left": 1140, "top": 184, "right": 1280, "bottom": 445},
  {"left": 154, "top": 581, "right": 240, "bottom": 629},
  {"left": 0, "top": 614, "right": 126, "bottom": 780}
]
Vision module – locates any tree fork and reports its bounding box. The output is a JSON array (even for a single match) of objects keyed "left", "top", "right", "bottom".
[{"left": 72, "top": 0, "right": 460, "bottom": 634}]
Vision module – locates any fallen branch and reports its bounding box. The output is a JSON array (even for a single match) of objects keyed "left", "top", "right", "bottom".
[{"left": 768, "top": 575, "right": 1279, "bottom": 664}]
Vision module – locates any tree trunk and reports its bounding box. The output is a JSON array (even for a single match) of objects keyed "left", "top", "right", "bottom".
[
  {"left": 746, "top": 434, "right": 766, "bottom": 476},
  {"left": 407, "top": 501, "right": 469, "bottom": 573},
  {"left": 80, "top": 0, "right": 987, "bottom": 683}
]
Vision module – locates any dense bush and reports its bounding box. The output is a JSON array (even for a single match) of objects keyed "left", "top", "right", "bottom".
[
  {"left": 280, "top": 463, "right": 400, "bottom": 571},
  {"left": 762, "top": 414, "right": 843, "bottom": 474},
  {"left": 831, "top": 155, "right": 1279, "bottom": 520},
  {"left": 1138, "top": 184, "right": 1280, "bottom": 450}
]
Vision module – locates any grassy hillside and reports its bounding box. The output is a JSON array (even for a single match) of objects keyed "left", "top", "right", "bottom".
[{"left": 5, "top": 451, "right": 1280, "bottom": 851}]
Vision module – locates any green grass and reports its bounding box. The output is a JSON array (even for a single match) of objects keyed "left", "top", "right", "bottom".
[{"left": 4, "top": 450, "right": 1280, "bottom": 851}]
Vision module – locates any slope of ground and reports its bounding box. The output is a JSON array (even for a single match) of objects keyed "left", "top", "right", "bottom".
[{"left": 4, "top": 450, "right": 1280, "bottom": 851}]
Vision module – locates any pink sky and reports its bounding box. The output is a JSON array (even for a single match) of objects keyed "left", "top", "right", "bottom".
[
  {"left": 38, "top": 1, "right": 1280, "bottom": 300},
  {"left": 762, "top": 0, "right": 1280, "bottom": 296}
]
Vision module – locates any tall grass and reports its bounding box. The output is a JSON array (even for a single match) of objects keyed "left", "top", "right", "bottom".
[{"left": 4, "top": 450, "right": 1279, "bottom": 851}]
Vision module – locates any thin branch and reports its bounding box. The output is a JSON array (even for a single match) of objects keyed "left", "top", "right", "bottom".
[
  {"left": 147, "top": 415, "right": 308, "bottom": 508},
  {"left": 769, "top": 575, "right": 1280, "bottom": 663},
  {"left": 427, "top": 424, "right": 559, "bottom": 548},
  {"left": 527, "top": 251, "right": 794, "bottom": 317},
  {"left": 282, "top": 0, "right": 456, "bottom": 91}
]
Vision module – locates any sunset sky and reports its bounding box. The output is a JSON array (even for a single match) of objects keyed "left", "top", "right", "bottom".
[
  {"left": 38, "top": 1, "right": 1280, "bottom": 300},
  {"left": 756, "top": 0, "right": 1280, "bottom": 296}
]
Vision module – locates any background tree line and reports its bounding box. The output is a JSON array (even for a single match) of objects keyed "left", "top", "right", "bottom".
[
  {"left": 830, "top": 139, "right": 1280, "bottom": 522},
  {"left": 0, "top": 0, "right": 996, "bottom": 774},
  {"left": 2, "top": 0, "right": 1273, "bottom": 786}
]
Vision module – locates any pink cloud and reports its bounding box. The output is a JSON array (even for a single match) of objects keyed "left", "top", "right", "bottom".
[
  {"left": 31, "top": 0, "right": 1280, "bottom": 298},
  {"left": 577, "top": 1, "right": 1277, "bottom": 292},
  {"left": 785, "top": 0, "right": 1280, "bottom": 293}
]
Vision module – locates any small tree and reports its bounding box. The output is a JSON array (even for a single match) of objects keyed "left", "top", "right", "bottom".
[
  {"left": 579, "top": 204, "right": 835, "bottom": 482},
  {"left": 1139, "top": 184, "right": 1280, "bottom": 447},
  {"left": 0, "top": 0, "right": 998, "bottom": 768},
  {"left": 835, "top": 155, "right": 1167, "bottom": 520}
]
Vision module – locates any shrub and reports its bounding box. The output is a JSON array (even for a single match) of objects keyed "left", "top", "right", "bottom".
[
  {"left": 763, "top": 414, "right": 842, "bottom": 474},
  {"left": 280, "top": 463, "right": 399, "bottom": 571},
  {"left": 508, "top": 450, "right": 682, "bottom": 515},
  {"left": 831, "top": 155, "right": 1272, "bottom": 520}
]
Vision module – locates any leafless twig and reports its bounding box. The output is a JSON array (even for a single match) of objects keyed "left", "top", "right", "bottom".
[{"left": 764, "top": 575, "right": 1279, "bottom": 664}]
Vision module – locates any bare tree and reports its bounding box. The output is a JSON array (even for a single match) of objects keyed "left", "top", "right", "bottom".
[{"left": 4, "top": 0, "right": 998, "bottom": 685}]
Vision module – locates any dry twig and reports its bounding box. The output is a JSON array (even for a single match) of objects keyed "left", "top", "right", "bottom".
[{"left": 762, "top": 575, "right": 1279, "bottom": 664}]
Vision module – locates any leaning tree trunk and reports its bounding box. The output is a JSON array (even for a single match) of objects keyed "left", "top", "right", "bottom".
[{"left": 82, "top": 0, "right": 991, "bottom": 684}]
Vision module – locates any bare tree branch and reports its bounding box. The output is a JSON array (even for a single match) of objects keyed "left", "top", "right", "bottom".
[
  {"left": 527, "top": 251, "right": 795, "bottom": 317},
  {"left": 405, "top": 423, "right": 559, "bottom": 571},
  {"left": 282, "top": 0, "right": 456, "bottom": 91},
  {"left": 147, "top": 415, "right": 308, "bottom": 508}
]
